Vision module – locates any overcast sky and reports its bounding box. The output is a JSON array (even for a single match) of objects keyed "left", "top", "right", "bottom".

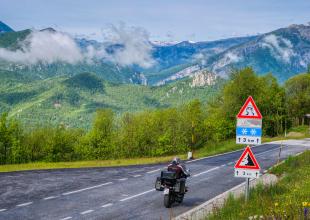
[{"left": 2, "top": 0, "right": 310, "bottom": 42}]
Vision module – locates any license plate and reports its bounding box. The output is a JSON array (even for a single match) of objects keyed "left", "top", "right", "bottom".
[{"left": 164, "top": 188, "right": 169, "bottom": 195}]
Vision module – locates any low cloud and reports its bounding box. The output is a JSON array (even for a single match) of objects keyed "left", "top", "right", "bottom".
[
  {"left": 261, "top": 34, "right": 295, "bottom": 63},
  {"left": 210, "top": 51, "right": 242, "bottom": 74},
  {"left": 0, "top": 30, "right": 83, "bottom": 65},
  {"left": 216, "top": 51, "right": 242, "bottom": 68},
  {"left": 0, "top": 24, "right": 155, "bottom": 68},
  {"left": 96, "top": 24, "right": 155, "bottom": 68}
]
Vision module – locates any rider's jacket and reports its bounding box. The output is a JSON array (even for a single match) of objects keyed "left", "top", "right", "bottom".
[{"left": 167, "top": 163, "right": 189, "bottom": 179}]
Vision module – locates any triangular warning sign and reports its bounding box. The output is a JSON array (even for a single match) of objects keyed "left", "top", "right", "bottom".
[
  {"left": 237, "top": 96, "right": 262, "bottom": 119},
  {"left": 235, "top": 146, "right": 260, "bottom": 170}
]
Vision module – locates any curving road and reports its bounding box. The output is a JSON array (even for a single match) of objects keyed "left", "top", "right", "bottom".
[{"left": 0, "top": 139, "right": 309, "bottom": 220}]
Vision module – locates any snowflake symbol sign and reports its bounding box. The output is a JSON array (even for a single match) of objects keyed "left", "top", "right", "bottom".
[
  {"left": 242, "top": 128, "right": 248, "bottom": 135},
  {"left": 250, "top": 129, "right": 256, "bottom": 136}
]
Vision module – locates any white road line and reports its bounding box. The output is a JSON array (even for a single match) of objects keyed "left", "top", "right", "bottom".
[
  {"left": 0, "top": 209, "right": 6, "bottom": 212},
  {"left": 62, "top": 182, "right": 112, "bottom": 196},
  {"left": 80, "top": 209, "right": 94, "bottom": 215},
  {"left": 16, "top": 202, "right": 33, "bottom": 207},
  {"left": 256, "top": 147, "right": 282, "bottom": 156},
  {"left": 146, "top": 169, "right": 160, "bottom": 174},
  {"left": 102, "top": 203, "right": 113, "bottom": 208},
  {"left": 193, "top": 166, "right": 220, "bottom": 177},
  {"left": 131, "top": 169, "right": 145, "bottom": 173},
  {"left": 43, "top": 196, "right": 58, "bottom": 200},
  {"left": 227, "top": 162, "right": 234, "bottom": 165},
  {"left": 118, "top": 178, "right": 128, "bottom": 181},
  {"left": 60, "top": 217, "right": 72, "bottom": 220},
  {"left": 133, "top": 174, "right": 142, "bottom": 177},
  {"left": 220, "top": 164, "right": 225, "bottom": 167},
  {"left": 120, "top": 189, "right": 155, "bottom": 202}
]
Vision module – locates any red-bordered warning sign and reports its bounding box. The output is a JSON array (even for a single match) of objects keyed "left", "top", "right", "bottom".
[
  {"left": 235, "top": 146, "right": 260, "bottom": 170},
  {"left": 237, "top": 96, "right": 262, "bottom": 119}
]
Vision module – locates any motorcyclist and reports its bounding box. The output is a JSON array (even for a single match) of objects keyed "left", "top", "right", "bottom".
[
  {"left": 167, "top": 157, "right": 190, "bottom": 193},
  {"left": 167, "top": 157, "right": 190, "bottom": 178}
]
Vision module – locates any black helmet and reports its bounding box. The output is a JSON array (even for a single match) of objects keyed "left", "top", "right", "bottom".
[{"left": 172, "top": 157, "right": 181, "bottom": 165}]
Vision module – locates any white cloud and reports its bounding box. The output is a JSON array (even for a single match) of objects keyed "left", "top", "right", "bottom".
[
  {"left": 261, "top": 34, "right": 295, "bottom": 63},
  {"left": 210, "top": 51, "right": 243, "bottom": 75},
  {"left": 215, "top": 51, "right": 242, "bottom": 69},
  {"left": 98, "top": 24, "right": 155, "bottom": 68},
  {"left": 0, "top": 24, "right": 155, "bottom": 68},
  {"left": 0, "top": 30, "right": 83, "bottom": 65}
]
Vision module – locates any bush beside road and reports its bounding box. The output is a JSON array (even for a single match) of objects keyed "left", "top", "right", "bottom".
[
  {"left": 0, "top": 131, "right": 309, "bottom": 172},
  {"left": 0, "top": 139, "right": 240, "bottom": 172}
]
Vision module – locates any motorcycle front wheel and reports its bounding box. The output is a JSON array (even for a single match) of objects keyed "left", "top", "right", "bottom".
[{"left": 176, "top": 194, "right": 184, "bottom": 203}]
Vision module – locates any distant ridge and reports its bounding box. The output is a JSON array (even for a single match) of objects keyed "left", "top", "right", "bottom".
[
  {"left": 0, "top": 21, "right": 14, "bottom": 33},
  {"left": 40, "top": 27, "right": 56, "bottom": 32},
  {"left": 0, "top": 22, "right": 309, "bottom": 84}
]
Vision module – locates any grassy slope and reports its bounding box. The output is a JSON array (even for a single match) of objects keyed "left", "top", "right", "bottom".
[{"left": 207, "top": 150, "right": 310, "bottom": 220}]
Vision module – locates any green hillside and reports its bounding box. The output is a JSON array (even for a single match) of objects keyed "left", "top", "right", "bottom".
[
  {"left": 0, "top": 29, "right": 30, "bottom": 49},
  {"left": 0, "top": 72, "right": 222, "bottom": 129}
]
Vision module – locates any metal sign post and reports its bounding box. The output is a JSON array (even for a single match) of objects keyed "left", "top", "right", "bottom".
[
  {"left": 245, "top": 144, "right": 254, "bottom": 202},
  {"left": 235, "top": 96, "right": 262, "bottom": 202},
  {"left": 245, "top": 177, "right": 250, "bottom": 201}
]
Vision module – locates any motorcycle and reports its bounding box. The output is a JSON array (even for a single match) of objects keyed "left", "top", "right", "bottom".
[{"left": 155, "top": 169, "right": 190, "bottom": 208}]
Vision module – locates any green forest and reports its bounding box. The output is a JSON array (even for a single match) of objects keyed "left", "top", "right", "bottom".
[
  {"left": 0, "top": 67, "right": 309, "bottom": 165},
  {"left": 0, "top": 70, "right": 221, "bottom": 129}
]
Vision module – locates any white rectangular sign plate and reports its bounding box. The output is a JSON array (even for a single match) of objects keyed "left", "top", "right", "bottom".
[
  {"left": 236, "top": 135, "right": 261, "bottom": 145},
  {"left": 236, "top": 118, "right": 262, "bottom": 145},
  {"left": 234, "top": 169, "right": 260, "bottom": 178}
]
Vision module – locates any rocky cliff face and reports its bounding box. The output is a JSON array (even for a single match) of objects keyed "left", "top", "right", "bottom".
[
  {"left": 156, "top": 65, "right": 201, "bottom": 86},
  {"left": 190, "top": 70, "right": 217, "bottom": 87}
]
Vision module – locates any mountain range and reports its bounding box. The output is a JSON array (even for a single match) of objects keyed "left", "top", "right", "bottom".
[
  {"left": 0, "top": 21, "right": 309, "bottom": 128},
  {"left": 1, "top": 22, "right": 309, "bottom": 85},
  {"left": 207, "top": 24, "right": 310, "bottom": 82}
]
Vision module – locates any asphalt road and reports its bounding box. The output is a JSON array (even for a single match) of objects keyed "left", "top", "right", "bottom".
[{"left": 0, "top": 139, "right": 309, "bottom": 220}]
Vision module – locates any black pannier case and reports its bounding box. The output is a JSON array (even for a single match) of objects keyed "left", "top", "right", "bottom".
[{"left": 161, "top": 171, "right": 177, "bottom": 185}]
